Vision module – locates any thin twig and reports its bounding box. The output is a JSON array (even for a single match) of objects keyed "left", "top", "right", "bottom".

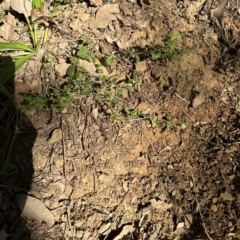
[
  {"left": 186, "top": 160, "right": 213, "bottom": 240},
  {"left": 61, "top": 115, "right": 66, "bottom": 179},
  {"left": 178, "top": 105, "right": 203, "bottom": 130},
  {"left": 174, "top": 92, "right": 190, "bottom": 104}
]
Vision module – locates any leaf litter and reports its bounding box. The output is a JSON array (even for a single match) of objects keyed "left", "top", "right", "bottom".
[
  {"left": 0, "top": 12, "right": 16, "bottom": 40},
  {"left": 1, "top": 0, "right": 240, "bottom": 239}
]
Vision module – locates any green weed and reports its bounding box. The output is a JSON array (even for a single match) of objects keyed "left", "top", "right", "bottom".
[
  {"left": 22, "top": 37, "right": 187, "bottom": 130},
  {"left": 0, "top": 0, "right": 49, "bottom": 99},
  {"left": 122, "top": 34, "right": 190, "bottom": 62},
  {"left": 124, "top": 108, "right": 187, "bottom": 130}
]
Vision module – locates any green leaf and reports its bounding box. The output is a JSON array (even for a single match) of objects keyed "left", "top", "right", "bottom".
[
  {"left": 44, "top": 55, "right": 54, "bottom": 62},
  {"left": 150, "top": 50, "right": 163, "bottom": 60},
  {"left": 100, "top": 56, "right": 115, "bottom": 67},
  {"left": 135, "top": 78, "right": 140, "bottom": 84},
  {"left": 111, "top": 114, "right": 123, "bottom": 121},
  {"left": 32, "top": 0, "right": 44, "bottom": 8},
  {"left": 153, "top": 119, "right": 165, "bottom": 128},
  {"left": 82, "top": 38, "right": 94, "bottom": 45},
  {"left": 70, "top": 56, "right": 78, "bottom": 64},
  {"left": 81, "top": 81, "right": 93, "bottom": 96},
  {"left": 67, "top": 65, "right": 75, "bottom": 79},
  {"left": 15, "top": 53, "right": 35, "bottom": 71},
  {"left": 77, "top": 46, "right": 93, "bottom": 62},
  {"left": 180, "top": 123, "right": 187, "bottom": 129},
  {"left": 81, "top": 87, "right": 91, "bottom": 96},
  {"left": 124, "top": 108, "right": 130, "bottom": 115},
  {"left": 23, "top": 94, "right": 46, "bottom": 110},
  {"left": 166, "top": 115, "right": 172, "bottom": 121},
  {"left": 97, "top": 68, "right": 104, "bottom": 74},
  {"left": 0, "top": 42, "right": 35, "bottom": 52}
]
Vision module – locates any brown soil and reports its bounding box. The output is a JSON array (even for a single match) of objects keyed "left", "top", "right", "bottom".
[{"left": 1, "top": 0, "right": 240, "bottom": 239}]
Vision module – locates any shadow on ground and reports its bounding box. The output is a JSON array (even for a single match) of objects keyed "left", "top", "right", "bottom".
[{"left": 0, "top": 56, "right": 37, "bottom": 239}]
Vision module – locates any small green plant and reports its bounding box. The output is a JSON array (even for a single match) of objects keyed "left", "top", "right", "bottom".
[
  {"left": 23, "top": 94, "right": 47, "bottom": 110},
  {"left": 122, "top": 34, "right": 189, "bottom": 62},
  {"left": 148, "top": 114, "right": 187, "bottom": 130},
  {"left": 0, "top": 0, "right": 49, "bottom": 99},
  {"left": 124, "top": 108, "right": 187, "bottom": 130},
  {"left": 22, "top": 37, "right": 187, "bottom": 130}
]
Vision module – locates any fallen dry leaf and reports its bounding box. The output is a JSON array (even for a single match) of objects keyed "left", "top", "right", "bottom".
[
  {"left": 98, "top": 222, "right": 111, "bottom": 235},
  {"left": 220, "top": 191, "right": 235, "bottom": 201},
  {"left": 11, "top": 0, "right": 32, "bottom": 17},
  {"left": 113, "top": 225, "right": 134, "bottom": 240},
  {"left": 48, "top": 128, "right": 62, "bottom": 144},
  {"left": 90, "top": 4, "right": 120, "bottom": 29},
  {"left": 212, "top": 0, "right": 229, "bottom": 21},
  {"left": 30, "top": 8, "right": 44, "bottom": 22},
  {"left": 78, "top": 59, "right": 97, "bottom": 76},
  {"left": 150, "top": 199, "right": 173, "bottom": 211},
  {"left": 17, "top": 194, "right": 55, "bottom": 227},
  {"left": 135, "top": 61, "right": 147, "bottom": 72},
  {"left": 78, "top": 10, "right": 90, "bottom": 22},
  {"left": 174, "top": 227, "right": 186, "bottom": 236},
  {"left": 55, "top": 63, "right": 70, "bottom": 77},
  {"left": 116, "top": 37, "right": 129, "bottom": 49},
  {"left": 0, "top": 0, "right": 11, "bottom": 11},
  {"left": 82, "top": 229, "right": 91, "bottom": 240},
  {"left": 0, "top": 12, "right": 16, "bottom": 40},
  {"left": 90, "top": 0, "right": 102, "bottom": 6},
  {"left": 78, "top": 59, "right": 108, "bottom": 76},
  {"left": 69, "top": 18, "right": 81, "bottom": 31}
]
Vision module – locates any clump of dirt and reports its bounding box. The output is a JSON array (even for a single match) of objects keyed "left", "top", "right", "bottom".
[{"left": 1, "top": 0, "right": 240, "bottom": 239}]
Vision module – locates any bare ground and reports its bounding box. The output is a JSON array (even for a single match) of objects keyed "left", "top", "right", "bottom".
[{"left": 1, "top": 0, "right": 240, "bottom": 239}]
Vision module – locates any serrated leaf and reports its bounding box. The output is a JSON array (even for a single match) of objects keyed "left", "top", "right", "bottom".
[
  {"left": 17, "top": 194, "right": 55, "bottom": 227},
  {"left": 82, "top": 37, "right": 94, "bottom": 45},
  {"left": 66, "top": 65, "right": 75, "bottom": 79},
  {"left": 81, "top": 81, "right": 93, "bottom": 96},
  {"left": 100, "top": 56, "right": 114, "bottom": 67},
  {"left": 77, "top": 46, "right": 93, "bottom": 62}
]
